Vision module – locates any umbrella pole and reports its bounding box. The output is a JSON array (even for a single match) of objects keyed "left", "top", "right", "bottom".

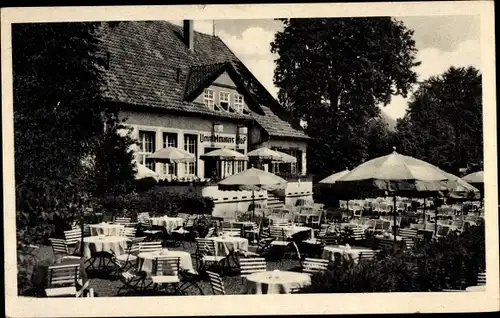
[
  {"left": 393, "top": 194, "right": 397, "bottom": 252},
  {"left": 80, "top": 207, "right": 85, "bottom": 257},
  {"left": 423, "top": 198, "right": 426, "bottom": 226},
  {"left": 434, "top": 197, "right": 438, "bottom": 237},
  {"left": 252, "top": 189, "right": 255, "bottom": 221}
]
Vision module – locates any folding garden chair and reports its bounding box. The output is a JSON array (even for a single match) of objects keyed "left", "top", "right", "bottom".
[
  {"left": 358, "top": 250, "right": 378, "bottom": 262},
  {"left": 206, "top": 271, "right": 226, "bottom": 295},
  {"left": 64, "top": 229, "right": 82, "bottom": 247},
  {"left": 178, "top": 270, "right": 205, "bottom": 295},
  {"left": 138, "top": 241, "right": 162, "bottom": 254},
  {"left": 301, "top": 258, "right": 329, "bottom": 275},
  {"left": 142, "top": 219, "right": 163, "bottom": 242},
  {"left": 238, "top": 257, "right": 267, "bottom": 282},
  {"left": 113, "top": 237, "right": 146, "bottom": 272},
  {"left": 116, "top": 269, "right": 149, "bottom": 296},
  {"left": 45, "top": 263, "right": 91, "bottom": 297},
  {"left": 205, "top": 227, "right": 216, "bottom": 238},
  {"left": 195, "top": 239, "right": 227, "bottom": 274},
  {"left": 477, "top": 271, "right": 486, "bottom": 286},
  {"left": 115, "top": 217, "right": 131, "bottom": 225},
  {"left": 151, "top": 256, "right": 181, "bottom": 295},
  {"left": 49, "top": 238, "right": 80, "bottom": 260},
  {"left": 123, "top": 227, "right": 137, "bottom": 240}
]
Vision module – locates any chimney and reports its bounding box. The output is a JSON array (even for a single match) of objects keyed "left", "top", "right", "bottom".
[{"left": 183, "top": 20, "right": 194, "bottom": 51}]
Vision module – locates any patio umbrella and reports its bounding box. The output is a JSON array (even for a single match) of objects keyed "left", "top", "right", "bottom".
[
  {"left": 272, "top": 150, "right": 297, "bottom": 163},
  {"left": 200, "top": 148, "right": 248, "bottom": 179},
  {"left": 440, "top": 171, "right": 480, "bottom": 200},
  {"left": 247, "top": 147, "right": 283, "bottom": 161},
  {"left": 335, "top": 148, "right": 449, "bottom": 249},
  {"left": 147, "top": 147, "right": 195, "bottom": 180},
  {"left": 462, "top": 171, "right": 484, "bottom": 184},
  {"left": 218, "top": 168, "right": 287, "bottom": 219},
  {"left": 319, "top": 169, "right": 350, "bottom": 184}
]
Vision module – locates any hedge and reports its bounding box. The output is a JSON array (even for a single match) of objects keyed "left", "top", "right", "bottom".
[
  {"left": 299, "top": 224, "right": 485, "bottom": 293},
  {"left": 98, "top": 189, "right": 215, "bottom": 220}
]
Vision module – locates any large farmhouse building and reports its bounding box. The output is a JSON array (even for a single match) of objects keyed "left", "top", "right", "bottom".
[{"left": 99, "top": 20, "right": 311, "bottom": 216}]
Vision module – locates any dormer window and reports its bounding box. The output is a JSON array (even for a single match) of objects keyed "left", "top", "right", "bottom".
[
  {"left": 219, "top": 91, "right": 230, "bottom": 111},
  {"left": 204, "top": 88, "right": 215, "bottom": 110},
  {"left": 234, "top": 94, "right": 244, "bottom": 113}
]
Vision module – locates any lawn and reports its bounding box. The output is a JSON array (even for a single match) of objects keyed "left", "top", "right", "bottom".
[{"left": 29, "top": 243, "right": 303, "bottom": 297}]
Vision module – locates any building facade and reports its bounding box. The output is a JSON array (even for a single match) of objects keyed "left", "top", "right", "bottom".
[{"left": 100, "top": 20, "right": 311, "bottom": 215}]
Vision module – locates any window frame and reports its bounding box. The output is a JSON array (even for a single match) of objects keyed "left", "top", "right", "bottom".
[
  {"left": 204, "top": 88, "right": 215, "bottom": 110},
  {"left": 219, "top": 90, "right": 231, "bottom": 112},
  {"left": 163, "top": 132, "right": 178, "bottom": 176},
  {"left": 138, "top": 130, "right": 156, "bottom": 170},
  {"left": 183, "top": 134, "right": 197, "bottom": 176},
  {"left": 234, "top": 93, "right": 244, "bottom": 114}
]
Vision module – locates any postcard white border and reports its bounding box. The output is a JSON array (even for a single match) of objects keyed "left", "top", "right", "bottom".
[{"left": 2, "top": 2, "right": 498, "bottom": 316}]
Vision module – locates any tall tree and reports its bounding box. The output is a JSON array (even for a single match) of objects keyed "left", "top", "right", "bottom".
[
  {"left": 13, "top": 22, "right": 135, "bottom": 246},
  {"left": 271, "top": 18, "right": 420, "bottom": 178},
  {"left": 395, "top": 66, "right": 482, "bottom": 174}
]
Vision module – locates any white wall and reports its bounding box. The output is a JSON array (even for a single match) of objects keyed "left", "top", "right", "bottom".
[{"left": 202, "top": 185, "right": 267, "bottom": 218}]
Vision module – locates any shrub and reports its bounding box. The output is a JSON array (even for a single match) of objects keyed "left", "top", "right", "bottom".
[
  {"left": 99, "top": 189, "right": 214, "bottom": 220},
  {"left": 301, "top": 224, "right": 485, "bottom": 293}
]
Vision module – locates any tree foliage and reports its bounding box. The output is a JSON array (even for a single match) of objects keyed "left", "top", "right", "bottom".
[
  {"left": 13, "top": 22, "right": 135, "bottom": 245},
  {"left": 271, "top": 17, "right": 419, "bottom": 178},
  {"left": 394, "top": 66, "right": 482, "bottom": 174}
]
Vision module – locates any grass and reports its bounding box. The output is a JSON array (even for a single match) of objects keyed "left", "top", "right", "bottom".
[{"left": 28, "top": 242, "right": 303, "bottom": 297}]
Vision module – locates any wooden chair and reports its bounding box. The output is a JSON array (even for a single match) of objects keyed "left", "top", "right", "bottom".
[
  {"left": 269, "top": 227, "right": 289, "bottom": 246},
  {"left": 358, "top": 250, "right": 378, "bottom": 262},
  {"left": 142, "top": 219, "right": 163, "bottom": 241},
  {"left": 123, "top": 227, "right": 137, "bottom": 240},
  {"left": 195, "top": 239, "right": 226, "bottom": 274},
  {"left": 238, "top": 257, "right": 267, "bottom": 280},
  {"left": 114, "top": 237, "right": 146, "bottom": 271},
  {"left": 151, "top": 256, "right": 181, "bottom": 294},
  {"left": 49, "top": 238, "right": 79, "bottom": 259},
  {"left": 221, "top": 227, "right": 242, "bottom": 237},
  {"left": 321, "top": 235, "right": 338, "bottom": 246},
  {"left": 116, "top": 269, "right": 150, "bottom": 296},
  {"left": 477, "top": 271, "right": 486, "bottom": 286},
  {"left": 243, "top": 222, "right": 260, "bottom": 242},
  {"left": 138, "top": 241, "right": 162, "bottom": 254},
  {"left": 302, "top": 258, "right": 329, "bottom": 275},
  {"left": 64, "top": 229, "right": 82, "bottom": 247},
  {"left": 45, "top": 263, "right": 91, "bottom": 297},
  {"left": 206, "top": 270, "right": 226, "bottom": 295},
  {"left": 115, "top": 217, "right": 131, "bottom": 225},
  {"left": 205, "top": 227, "right": 216, "bottom": 238}
]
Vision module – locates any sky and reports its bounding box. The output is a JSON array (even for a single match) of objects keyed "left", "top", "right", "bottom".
[{"left": 170, "top": 16, "right": 480, "bottom": 120}]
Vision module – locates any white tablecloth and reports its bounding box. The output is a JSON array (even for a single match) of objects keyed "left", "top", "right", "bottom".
[
  {"left": 321, "top": 245, "right": 375, "bottom": 262},
  {"left": 150, "top": 216, "right": 184, "bottom": 235},
  {"left": 245, "top": 271, "right": 311, "bottom": 294},
  {"left": 82, "top": 236, "right": 128, "bottom": 259},
  {"left": 137, "top": 249, "right": 195, "bottom": 276},
  {"left": 279, "top": 226, "right": 315, "bottom": 239},
  {"left": 89, "top": 223, "right": 124, "bottom": 236},
  {"left": 209, "top": 236, "right": 248, "bottom": 256}
]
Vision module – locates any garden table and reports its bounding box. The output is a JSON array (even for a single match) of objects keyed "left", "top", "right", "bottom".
[
  {"left": 137, "top": 249, "right": 195, "bottom": 276},
  {"left": 321, "top": 245, "right": 375, "bottom": 263},
  {"left": 208, "top": 236, "right": 249, "bottom": 256},
  {"left": 150, "top": 216, "right": 184, "bottom": 235},
  {"left": 244, "top": 270, "right": 311, "bottom": 294},
  {"left": 89, "top": 223, "right": 124, "bottom": 236},
  {"left": 278, "top": 225, "right": 315, "bottom": 239},
  {"left": 81, "top": 236, "right": 128, "bottom": 260}
]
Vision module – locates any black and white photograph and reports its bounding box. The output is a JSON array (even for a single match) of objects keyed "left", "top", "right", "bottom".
[{"left": 2, "top": 2, "right": 498, "bottom": 316}]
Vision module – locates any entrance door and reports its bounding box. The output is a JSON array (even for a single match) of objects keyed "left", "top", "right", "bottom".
[{"left": 204, "top": 147, "right": 219, "bottom": 179}]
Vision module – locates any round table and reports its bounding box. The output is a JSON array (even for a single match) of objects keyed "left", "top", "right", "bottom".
[
  {"left": 150, "top": 216, "right": 184, "bottom": 235},
  {"left": 209, "top": 236, "right": 249, "bottom": 256},
  {"left": 322, "top": 245, "right": 375, "bottom": 262},
  {"left": 137, "top": 249, "right": 195, "bottom": 276},
  {"left": 245, "top": 270, "right": 311, "bottom": 294},
  {"left": 82, "top": 236, "right": 128, "bottom": 259},
  {"left": 466, "top": 285, "right": 486, "bottom": 292},
  {"left": 279, "top": 225, "right": 314, "bottom": 239},
  {"left": 88, "top": 223, "right": 124, "bottom": 236}
]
